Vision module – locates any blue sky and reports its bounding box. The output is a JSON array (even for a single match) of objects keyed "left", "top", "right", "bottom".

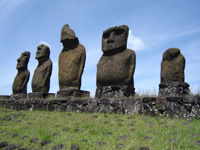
[{"left": 0, "top": 0, "right": 200, "bottom": 97}]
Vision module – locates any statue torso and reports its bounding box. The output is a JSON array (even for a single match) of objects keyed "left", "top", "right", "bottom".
[{"left": 97, "top": 49, "right": 135, "bottom": 86}]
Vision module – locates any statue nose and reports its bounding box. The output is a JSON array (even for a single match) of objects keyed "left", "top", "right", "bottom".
[
  {"left": 107, "top": 39, "right": 114, "bottom": 44},
  {"left": 107, "top": 32, "right": 115, "bottom": 44}
]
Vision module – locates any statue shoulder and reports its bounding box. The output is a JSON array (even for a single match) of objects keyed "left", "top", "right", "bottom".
[
  {"left": 25, "top": 69, "right": 30, "bottom": 76},
  {"left": 78, "top": 43, "right": 86, "bottom": 53},
  {"left": 124, "top": 49, "right": 136, "bottom": 58}
]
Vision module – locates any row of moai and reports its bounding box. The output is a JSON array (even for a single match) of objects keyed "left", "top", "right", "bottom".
[{"left": 11, "top": 24, "right": 190, "bottom": 100}]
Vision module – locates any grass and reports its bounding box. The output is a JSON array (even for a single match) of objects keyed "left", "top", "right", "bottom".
[{"left": 0, "top": 108, "right": 200, "bottom": 150}]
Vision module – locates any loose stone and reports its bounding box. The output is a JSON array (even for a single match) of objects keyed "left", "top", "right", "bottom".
[
  {"left": 52, "top": 144, "right": 64, "bottom": 150},
  {"left": 70, "top": 144, "right": 80, "bottom": 150},
  {"left": 41, "top": 140, "right": 51, "bottom": 146},
  {"left": 6, "top": 144, "right": 17, "bottom": 150},
  {"left": 0, "top": 141, "right": 8, "bottom": 148},
  {"left": 97, "top": 142, "right": 107, "bottom": 146}
]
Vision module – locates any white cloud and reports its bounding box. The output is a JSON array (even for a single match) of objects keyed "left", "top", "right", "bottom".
[
  {"left": 39, "top": 41, "right": 52, "bottom": 49},
  {"left": 128, "top": 30, "right": 146, "bottom": 51}
]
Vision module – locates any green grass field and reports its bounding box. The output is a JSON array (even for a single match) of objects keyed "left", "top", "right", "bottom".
[{"left": 0, "top": 108, "right": 200, "bottom": 150}]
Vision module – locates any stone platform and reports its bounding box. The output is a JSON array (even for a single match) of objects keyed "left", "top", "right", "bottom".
[
  {"left": 28, "top": 92, "right": 55, "bottom": 100},
  {"left": 0, "top": 95, "right": 200, "bottom": 119},
  {"left": 159, "top": 82, "right": 190, "bottom": 97},
  {"left": 57, "top": 90, "right": 90, "bottom": 98},
  {"left": 95, "top": 85, "right": 135, "bottom": 98}
]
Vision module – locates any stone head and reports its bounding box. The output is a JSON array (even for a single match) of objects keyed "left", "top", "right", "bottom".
[
  {"left": 163, "top": 48, "right": 180, "bottom": 61},
  {"left": 36, "top": 44, "right": 50, "bottom": 60},
  {"left": 102, "top": 25, "right": 129, "bottom": 52},
  {"left": 16, "top": 51, "right": 30, "bottom": 69},
  {"left": 60, "top": 24, "right": 77, "bottom": 43}
]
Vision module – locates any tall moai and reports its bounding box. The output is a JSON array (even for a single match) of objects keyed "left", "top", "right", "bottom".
[
  {"left": 12, "top": 51, "right": 30, "bottom": 94},
  {"left": 96, "top": 25, "right": 136, "bottom": 98},
  {"left": 159, "top": 48, "right": 190, "bottom": 97},
  {"left": 31, "top": 44, "right": 52, "bottom": 94},
  {"left": 57, "top": 24, "right": 89, "bottom": 97}
]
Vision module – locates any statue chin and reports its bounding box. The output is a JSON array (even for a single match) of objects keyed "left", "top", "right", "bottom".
[{"left": 16, "top": 65, "right": 25, "bottom": 70}]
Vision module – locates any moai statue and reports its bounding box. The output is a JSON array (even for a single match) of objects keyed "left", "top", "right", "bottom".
[
  {"left": 96, "top": 25, "right": 136, "bottom": 98},
  {"left": 57, "top": 24, "right": 89, "bottom": 97},
  {"left": 12, "top": 51, "right": 30, "bottom": 94},
  {"left": 159, "top": 48, "right": 190, "bottom": 97},
  {"left": 31, "top": 44, "right": 53, "bottom": 96}
]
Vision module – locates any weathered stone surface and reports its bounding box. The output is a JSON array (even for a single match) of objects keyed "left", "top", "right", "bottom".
[
  {"left": 10, "top": 94, "right": 27, "bottom": 100},
  {"left": 12, "top": 51, "right": 30, "bottom": 94},
  {"left": 96, "top": 85, "right": 134, "bottom": 98},
  {"left": 155, "top": 97, "right": 167, "bottom": 111},
  {"left": 142, "top": 97, "right": 156, "bottom": 103},
  {"left": 57, "top": 89, "right": 90, "bottom": 98},
  {"left": 159, "top": 82, "right": 190, "bottom": 97},
  {"left": 70, "top": 144, "right": 80, "bottom": 150},
  {"left": 32, "top": 44, "right": 52, "bottom": 93},
  {"left": 52, "top": 144, "right": 64, "bottom": 150},
  {"left": 0, "top": 95, "right": 10, "bottom": 100},
  {"left": 28, "top": 92, "right": 55, "bottom": 100},
  {"left": 142, "top": 97, "right": 158, "bottom": 116},
  {"left": 190, "top": 105, "right": 200, "bottom": 119},
  {"left": 161, "top": 48, "right": 185, "bottom": 83},
  {"left": 96, "top": 25, "right": 136, "bottom": 98},
  {"left": 22, "top": 136, "right": 28, "bottom": 140},
  {"left": 18, "top": 148, "right": 27, "bottom": 150},
  {"left": 139, "top": 147, "right": 150, "bottom": 150},
  {"left": 0, "top": 96, "right": 199, "bottom": 119},
  {"left": 6, "top": 144, "right": 17, "bottom": 150},
  {"left": 41, "top": 140, "right": 51, "bottom": 146},
  {"left": 0, "top": 141, "right": 8, "bottom": 148},
  {"left": 58, "top": 24, "right": 86, "bottom": 92},
  {"left": 123, "top": 99, "right": 143, "bottom": 114},
  {"left": 195, "top": 95, "right": 200, "bottom": 104},
  {"left": 159, "top": 48, "right": 190, "bottom": 99},
  {"left": 12, "top": 133, "right": 19, "bottom": 138}
]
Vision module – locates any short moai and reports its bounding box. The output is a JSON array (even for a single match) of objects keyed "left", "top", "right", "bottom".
[
  {"left": 57, "top": 24, "right": 89, "bottom": 97},
  {"left": 96, "top": 25, "right": 136, "bottom": 98},
  {"left": 12, "top": 51, "right": 30, "bottom": 95},
  {"left": 159, "top": 48, "right": 190, "bottom": 97},
  {"left": 30, "top": 44, "right": 53, "bottom": 99}
]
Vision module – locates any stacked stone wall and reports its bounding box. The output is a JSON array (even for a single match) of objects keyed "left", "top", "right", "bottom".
[{"left": 0, "top": 96, "right": 199, "bottom": 119}]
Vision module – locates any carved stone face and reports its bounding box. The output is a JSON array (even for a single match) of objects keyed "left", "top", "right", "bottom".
[
  {"left": 35, "top": 44, "right": 50, "bottom": 60},
  {"left": 16, "top": 51, "right": 30, "bottom": 69},
  {"left": 102, "top": 25, "right": 129, "bottom": 52}
]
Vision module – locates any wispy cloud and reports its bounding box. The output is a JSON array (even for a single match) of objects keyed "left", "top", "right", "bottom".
[
  {"left": 0, "top": 0, "right": 26, "bottom": 21},
  {"left": 149, "top": 26, "right": 200, "bottom": 48},
  {"left": 162, "top": 26, "right": 200, "bottom": 42},
  {"left": 128, "top": 30, "right": 146, "bottom": 51}
]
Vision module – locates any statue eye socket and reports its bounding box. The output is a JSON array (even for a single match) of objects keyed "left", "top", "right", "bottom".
[
  {"left": 115, "top": 29, "right": 125, "bottom": 36},
  {"left": 103, "top": 32, "right": 110, "bottom": 38},
  {"left": 22, "top": 53, "right": 27, "bottom": 57},
  {"left": 103, "top": 28, "right": 125, "bottom": 38}
]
